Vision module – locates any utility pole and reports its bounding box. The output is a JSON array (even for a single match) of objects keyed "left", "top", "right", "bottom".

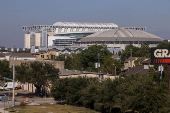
[
  {"left": 98, "top": 53, "right": 100, "bottom": 79},
  {"left": 12, "top": 64, "right": 15, "bottom": 106},
  {"left": 130, "top": 49, "right": 132, "bottom": 57},
  {"left": 113, "top": 64, "right": 116, "bottom": 76},
  {"left": 130, "top": 49, "right": 132, "bottom": 68},
  {"left": 160, "top": 64, "right": 163, "bottom": 80},
  {"left": 168, "top": 64, "right": 170, "bottom": 95}
]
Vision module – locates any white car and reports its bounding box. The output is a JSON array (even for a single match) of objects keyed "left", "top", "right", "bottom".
[{"left": 0, "top": 94, "right": 6, "bottom": 101}]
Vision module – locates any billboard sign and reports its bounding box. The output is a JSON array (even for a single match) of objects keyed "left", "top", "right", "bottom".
[{"left": 151, "top": 47, "right": 170, "bottom": 64}]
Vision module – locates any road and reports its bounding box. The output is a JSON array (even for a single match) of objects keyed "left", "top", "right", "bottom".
[{"left": 0, "top": 89, "right": 57, "bottom": 111}]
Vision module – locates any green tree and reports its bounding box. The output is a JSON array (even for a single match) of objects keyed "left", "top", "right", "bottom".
[
  {"left": 114, "top": 68, "right": 168, "bottom": 112},
  {"left": 80, "top": 45, "right": 112, "bottom": 72},
  {"left": 121, "top": 43, "right": 150, "bottom": 61},
  {"left": 55, "top": 54, "right": 74, "bottom": 70},
  {"left": 80, "top": 81, "right": 101, "bottom": 109},
  {"left": 16, "top": 61, "right": 59, "bottom": 96},
  {"left": 15, "top": 62, "right": 31, "bottom": 82},
  {"left": 0, "top": 60, "right": 12, "bottom": 78},
  {"left": 51, "top": 78, "right": 69, "bottom": 100},
  {"left": 157, "top": 42, "right": 170, "bottom": 47},
  {"left": 70, "top": 53, "right": 83, "bottom": 70},
  {"left": 101, "top": 57, "right": 123, "bottom": 75}
]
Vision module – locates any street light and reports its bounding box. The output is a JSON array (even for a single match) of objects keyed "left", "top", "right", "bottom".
[{"left": 113, "top": 64, "right": 116, "bottom": 76}]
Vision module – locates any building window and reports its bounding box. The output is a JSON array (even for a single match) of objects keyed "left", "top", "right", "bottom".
[{"left": 41, "top": 55, "right": 44, "bottom": 58}]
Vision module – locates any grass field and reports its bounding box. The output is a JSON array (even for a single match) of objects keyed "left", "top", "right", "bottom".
[{"left": 6, "top": 103, "right": 97, "bottom": 113}]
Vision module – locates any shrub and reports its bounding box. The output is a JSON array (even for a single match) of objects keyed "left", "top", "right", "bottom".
[{"left": 94, "top": 103, "right": 104, "bottom": 112}]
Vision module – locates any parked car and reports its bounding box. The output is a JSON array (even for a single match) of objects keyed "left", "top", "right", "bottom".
[{"left": 0, "top": 94, "right": 6, "bottom": 101}]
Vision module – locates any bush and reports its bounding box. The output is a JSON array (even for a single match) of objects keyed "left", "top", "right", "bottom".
[
  {"left": 94, "top": 103, "right": 104, "bottom": 112},
  {"left": 111, "top": 106, "right": 123, "bottom": 113},
  {"left": 51, "top": 69, "right": 170, "bottom": 113}
]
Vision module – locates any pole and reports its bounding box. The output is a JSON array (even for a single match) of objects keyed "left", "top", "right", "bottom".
[
  {"left": 3, "top": 97, "right": 5, "bottom": 113},
  {"left": 8, "top": 89, "right": 10, "bottom": 108},
  {"left": 113, "top": 64, "right": 116, "bottom": 76},
  {"left": 168, "top": 65, "right": 170, "bottom": 95},
  {"left": 12, "top": 64, "right": 15, "bottom": 106},
  {"left": 98, "top": 53, "right": 100, "bottom": 79},
  {"left": 62, "top": 69, "right": 63, "bottom": 78},
  {"left": 130, "top": 49, "right": 132, "bottom": 68},
  {"left": 115, "top": 66, "right": 116, "bottom": 76},
  {"left": 130, "top": 49, "right": 132, "bottom": 57},
  {"left": 160, "top": 64, "right": 163, "bottom": 80}
]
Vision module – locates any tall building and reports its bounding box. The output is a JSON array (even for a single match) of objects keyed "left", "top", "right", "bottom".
[
  {"left": 35, "top": 33, "right": 41, "bottom": 46},
  {"left": 24, "top": 33, "right": 30, "bottom": 48}
]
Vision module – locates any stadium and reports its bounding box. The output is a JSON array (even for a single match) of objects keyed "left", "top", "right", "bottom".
[
  {"left": 23, "top": 22, "right": 148, "bottom": 49},
  {"left": 75, "top": 28, "right": 164, "bottom": 50}
]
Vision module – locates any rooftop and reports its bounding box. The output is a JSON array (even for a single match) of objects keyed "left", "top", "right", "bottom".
[
  {"left": 80, "top": 28, "right": 163, "bottom": 42},
  {"left": 53, "top": 22, "right": 118, "bottom": 27},
  {"left": 124, "top": 65, "right": 148, "bottom": 75},
  {"left": 0, "top": 53, "right": 5, "bottom": 57},
  {"left": 4, "top": 53, "right": 35, "bottom": 58}
]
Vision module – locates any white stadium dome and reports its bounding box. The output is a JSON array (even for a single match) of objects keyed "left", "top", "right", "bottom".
[{"left": 80, "top": 28, "right": 163, "bottom": 42}]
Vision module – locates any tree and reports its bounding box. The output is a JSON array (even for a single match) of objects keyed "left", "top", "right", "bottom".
[
  {"left": 15, "top": 62, "right": 31, "bottom": 83},
  {"left": 101, "top": 57, "right": 123, "bottom": 75},
  {"left": 114, "top": 68, "right": 168, "bottom": 112},
  {"left": 80, "top": 45, "right": 112, "bottom": 72},
  {"left": 70, "top": 53, "right": 83, "bottom": 70},
  {"left": 157, "top": 42, "right": 170, "bottom": 47},
  {"left": 16, "top": 61, "right": 59, "bottom": 96},
  {"left": 0, "top": 60, "right": 12, "bottom": 79},
  {"left": 51, "top": 78, "right": 69, "bottom": 101}
]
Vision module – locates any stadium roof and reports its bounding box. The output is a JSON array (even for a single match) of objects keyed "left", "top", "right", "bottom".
[
  {"left": 53, "top": 22, "right": 118, "bottom": 27},
  {"left": 80, "top": 28, "right": 164, "bottom": 42}
]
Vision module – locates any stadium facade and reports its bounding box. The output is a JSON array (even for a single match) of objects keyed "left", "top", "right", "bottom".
[{"left": 23, "top": 22, "right": 147, "bottom": 49}]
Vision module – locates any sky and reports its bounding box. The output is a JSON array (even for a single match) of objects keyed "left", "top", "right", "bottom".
[{"left": 0, "top": 0, "right": 170, "bottom": 48}]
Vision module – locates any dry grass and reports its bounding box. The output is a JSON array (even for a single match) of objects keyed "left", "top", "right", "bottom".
[{"left": 6, "top": 103, "right": 97, "bottom": 113}]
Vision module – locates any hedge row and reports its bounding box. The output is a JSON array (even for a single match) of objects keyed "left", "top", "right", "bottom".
[{"left": 51, "top": 69, "right": 170, "bottom": 113}]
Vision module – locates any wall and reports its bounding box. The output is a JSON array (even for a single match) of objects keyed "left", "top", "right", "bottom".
[
  {"left": 22, "top": 82, "right": 36, "bottom": 93},
  {"left": 77, "top": 43, "right": 158, "bottom": 50},
  {"left": 36, "top": 50, "right": 57, "bottom": 60},
  {"left": 16, "top": 57, "right": 36, "bottom": 60},
  {"left": 60, "top": 73, "right": 118, "bottom": 80},
  {"left": 9, "top": 60, "right": 64, "bottom": 69},
  {"left": 0, "top": 57, "right": 5, "bottom": 60},
  {"left": 144, "top": 64, "right": 154, "bottom": 69}
]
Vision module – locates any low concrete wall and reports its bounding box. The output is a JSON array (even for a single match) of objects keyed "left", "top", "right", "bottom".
[
  {"left": 9, "top": 60, "right": 64, "bottom": 69},
  {"left": 22, "top": 82, "right": 36, "bottom": 93},
  {"left": 21, "top": 82, "right": 51, "bottom": 96}
]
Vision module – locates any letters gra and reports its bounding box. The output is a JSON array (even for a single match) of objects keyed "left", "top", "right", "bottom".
[{"left": 151, "top": 47, "right": 170, "bottom": 64}]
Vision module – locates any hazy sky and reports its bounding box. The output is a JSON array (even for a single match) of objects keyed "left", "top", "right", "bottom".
[{"left": 0, "top": 0, "right": 170, "bottom": 48}]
